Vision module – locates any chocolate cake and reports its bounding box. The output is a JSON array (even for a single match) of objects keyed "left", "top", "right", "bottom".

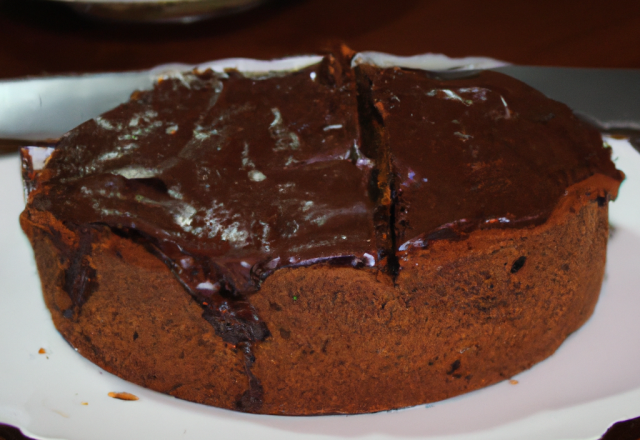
[{"left": 20, "top": 49, "right": 623, "bottom": 415}]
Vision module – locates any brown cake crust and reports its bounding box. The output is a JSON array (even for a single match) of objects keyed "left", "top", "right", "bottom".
[{"left": 20, "top": 172, "right": 618, "bottom": 415}]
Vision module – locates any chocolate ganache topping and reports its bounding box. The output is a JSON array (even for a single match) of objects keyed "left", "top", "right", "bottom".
[
  {"left": 30, "top": 54, "right": 378, "bottom": 343},
  {"left": 355, "top": 66, "right": 623, "bottom": 252},
  {"left": 27, "top": 54, "right": 623, "bottom": 345}
]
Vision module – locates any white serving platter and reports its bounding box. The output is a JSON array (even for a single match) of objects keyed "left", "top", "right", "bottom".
[{"left": 0, "top": 136, "right": 639, "bottom": 440}]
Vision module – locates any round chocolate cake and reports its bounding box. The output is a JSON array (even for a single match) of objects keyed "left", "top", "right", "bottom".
[{"left": 20, "top": 49, "right": 623, "bottom": 415}]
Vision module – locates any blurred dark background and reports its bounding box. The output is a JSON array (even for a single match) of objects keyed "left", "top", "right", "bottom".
[{"left": 0, "top": 0, "right": 639, "bottom": 79}]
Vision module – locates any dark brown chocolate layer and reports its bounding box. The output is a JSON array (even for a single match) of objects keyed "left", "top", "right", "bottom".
[
  {"left": 357, "top": 66, "right": 623, "bottom": 252},
  {"left": 31, "top": 56, "right": 378, "bottom": 310}
]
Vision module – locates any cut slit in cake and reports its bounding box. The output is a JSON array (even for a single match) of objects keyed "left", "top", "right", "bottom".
[{"left": 20, "top": 49, "right": 623, "bottom": 415}]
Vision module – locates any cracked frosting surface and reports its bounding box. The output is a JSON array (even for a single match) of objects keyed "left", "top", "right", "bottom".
[
  {"left": 32, "top": 58, "right": 377, "bottom": 304},
  {"left": 25, "top": 56, "right": 623, "bottom": 346},
  {"left": 357, "top": 67, "right": 623, "bottom": 250}
]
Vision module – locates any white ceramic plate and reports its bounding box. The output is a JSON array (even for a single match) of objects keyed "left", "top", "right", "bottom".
[{"left": 0, "top": 137, "right": 639, "bottom": 440}]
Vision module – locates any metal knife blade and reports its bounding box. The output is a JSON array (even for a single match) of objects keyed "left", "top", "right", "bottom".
[
  {"left": 0, "top": 71, "right": 156, "bottom": 142},
  {"left": 0, "top": 62, "right": 638, "bottom": 144},
  {"left": 492, "top": 65, "right": 640, "bottom": 132},
  {"left": 0, "top": 55, "right": 323, "bottom": 145}
]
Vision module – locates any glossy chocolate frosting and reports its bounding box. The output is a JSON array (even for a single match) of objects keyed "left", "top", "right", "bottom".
[
  {"left": 356, "top": 66, "right": 623, "bottom": 252},
  {"left": 30, "top": 54, "right": 378, "bottom": 344},
  {"left": 26, "top": 57, "right": 622, "bottom": 343}
]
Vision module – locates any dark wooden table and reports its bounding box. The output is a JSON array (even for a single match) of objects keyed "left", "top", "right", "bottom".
[
  {"left": 1, "top": 0, "right": 640, "bottom": 80},
  {"left": 1, "top": 0, "right": 639, "bottom": 439}
]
